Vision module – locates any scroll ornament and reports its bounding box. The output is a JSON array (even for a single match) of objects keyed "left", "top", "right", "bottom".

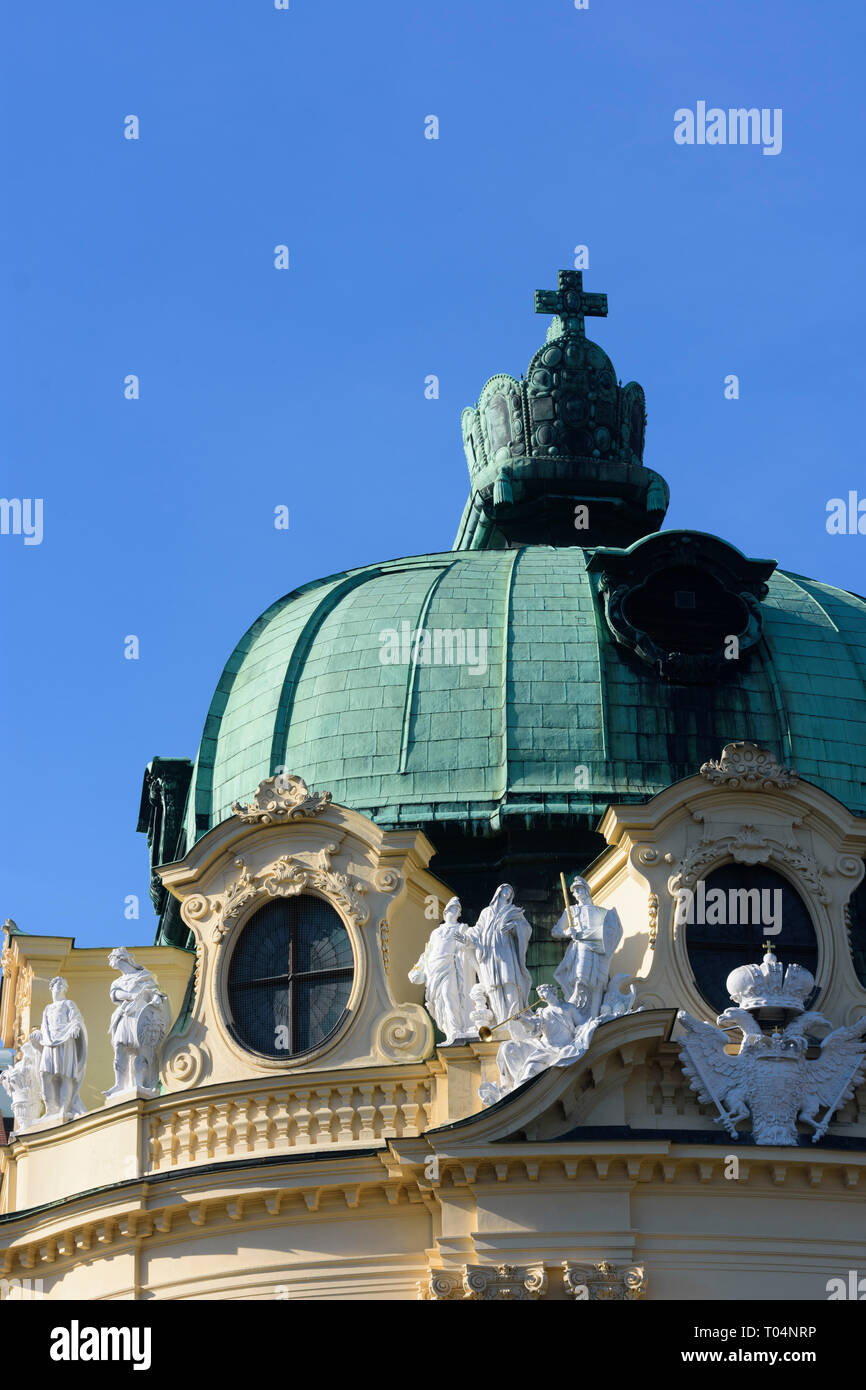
[
  {"left": 212, "top": 855, "right": 369, "bottom": 943},
  {"left": 231, "top": 774, "right": 332, "bottom": 825}
]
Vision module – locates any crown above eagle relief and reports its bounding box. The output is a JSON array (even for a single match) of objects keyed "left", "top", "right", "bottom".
[{"left": 726, "top": 946, "right": 815, "bottom": 1014}]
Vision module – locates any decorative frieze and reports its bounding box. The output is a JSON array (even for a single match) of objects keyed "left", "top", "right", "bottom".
[
  {"left": 420, "top": 1263, "right": 548, "bottom": 1300},
  {"left": 3, "top": 1139, "right": 865, "bottom": 1290},
  {"left": 665, "top": 822, "right": 830, "bottom": 905},
  {"left": 419, "top": 1261, "right": 645, "bottom": 1300}
]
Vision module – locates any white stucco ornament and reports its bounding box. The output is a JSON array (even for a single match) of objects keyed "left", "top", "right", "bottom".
[
  {"left": 231, "top": 773, "right": 332, "bottom": 825},
  {"left": 469, "top": 983, "right": 495, "bottom": 1036},
  {"left": 678, "top": 946, "right": 866, "bottom": 1145},
  {"left": 0, "top": 1038, "right": 43, "bottom": 1133},
  {"left": 104, "top": 948, "right": 172, "bottom": 1101},
  {"left": 408, "top": 896, "right": 479, "bottom": 1044},
  {"left": 30, "top": 976, "right": 88, "bottom": 1123}
]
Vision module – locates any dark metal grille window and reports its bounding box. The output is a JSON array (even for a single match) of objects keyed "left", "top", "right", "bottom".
[
  {"left": 624, "top": 565, "right": 747, "bottom": 654},
  {"left": 686, "top": 865, "right": 818, "bottom": 1014},
  {"left": 227, "top": 895, "right": 353, "bottom": 1058}
]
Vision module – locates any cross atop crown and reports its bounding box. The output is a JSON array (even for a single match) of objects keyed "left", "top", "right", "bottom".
[{"left": 534, "top": 269, "right": 608, "bottom": 338}]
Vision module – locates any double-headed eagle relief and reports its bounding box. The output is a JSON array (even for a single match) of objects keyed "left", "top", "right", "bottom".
[{"left": 678, "top": 947, "right": 866, "bottom": 1146}]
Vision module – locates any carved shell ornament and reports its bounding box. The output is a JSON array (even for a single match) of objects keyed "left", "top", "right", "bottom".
[
  {"left": 231, "top": 774, "right": 332, "bottom": 825},
  {"left": 700, "top": 742, "right": 798, "bottom": 791}
]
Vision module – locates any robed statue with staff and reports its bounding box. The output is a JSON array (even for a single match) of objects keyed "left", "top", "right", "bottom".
[{"left": 553, "top": 875, "right": 623, "bottom": 1023}]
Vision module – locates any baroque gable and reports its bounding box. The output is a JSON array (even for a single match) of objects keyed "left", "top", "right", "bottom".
[
  {"left": 155, "top": 779, "right": 453, "bottom": 1089},
  {"left": 590, "top": 744, "right": 866, "bottom": 1027}
]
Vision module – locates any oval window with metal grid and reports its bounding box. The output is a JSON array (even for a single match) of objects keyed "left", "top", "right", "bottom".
[
  {"left": 226, "top": 895, "right": 354, "bottom": 1059},
  {"left": 685, "top": 864, "right": 818, "bottom": 1015}
]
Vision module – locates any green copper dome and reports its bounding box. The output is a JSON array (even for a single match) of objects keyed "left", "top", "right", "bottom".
[
  {"left": 181, "top": 544, "right": 866, "bottom": 845},
  {"left": 144, "top": 270, "right": 866, "bottom": 949}
]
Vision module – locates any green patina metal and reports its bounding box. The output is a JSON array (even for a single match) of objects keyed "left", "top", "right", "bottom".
[
  {"left": 454, "top": 269, "right": 667, "bottom": 551},
  {"left": 144, "top": 272, "right": 866, "bottom": 950},
  {"left": 173, "top": 550, "right": 866, "bottom": 847}
]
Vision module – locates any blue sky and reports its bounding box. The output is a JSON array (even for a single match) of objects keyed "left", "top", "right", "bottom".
[{"left": 2, "top": 0, "right": 864, "bottom": 951}]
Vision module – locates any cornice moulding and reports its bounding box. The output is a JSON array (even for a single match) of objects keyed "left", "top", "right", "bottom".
[
  {"left": 4, "top": 1143, "right": 866, "bottom": 1280},
  {"left": 157, "top": 799, "right": 438, "bottom": 898}
]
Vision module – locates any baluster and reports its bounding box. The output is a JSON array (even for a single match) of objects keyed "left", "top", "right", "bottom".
[
  {"left": 312, "top": 1089, "right": 335, "bottom": 1144},
  {"left": 379, "top": 1083, "right": 398, "bottom": 1138},
  {"left": 357, "top": 1083, "right": 376, "bottom": 1143},
  {"left": 292, "top": 1090, "right": 312, "bottom": 1147},
  {"left": 334, "top": 1086, "right": 356, "bottom": 1145},
  {"left": 399, "top": 1080, "right": 422, "bottom": 1137}
]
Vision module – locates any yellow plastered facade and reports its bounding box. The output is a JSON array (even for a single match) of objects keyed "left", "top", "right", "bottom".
[{"left": 2, "top": 757, "right": 866, "bottom": 1301}]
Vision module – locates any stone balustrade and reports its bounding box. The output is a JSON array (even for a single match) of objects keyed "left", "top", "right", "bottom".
[{"left": 144, "top": 1066, "right": 433, "bottom": 1174}]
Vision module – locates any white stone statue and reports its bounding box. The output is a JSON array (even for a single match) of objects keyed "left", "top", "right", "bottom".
[
  {"left": 31, "top": 977, "right": 88, "bottom": 1122},
  {"left": 494, "top": 984, "right": 587, "bottom": 1093},
  {"left": 480, "top": 973, "right": 639, "bottom": 1107},
  {"left": 408, "top": 897, "right": 479, "bottom": 1045},
  {"left": 456, "top": 884, "right": 533, "bottom": 1025},
  {"left": 552, "top": 876, "right": 623, "bottom": 1021},
  {"left": 104, "top": 948, "right": 172, "bottom": 1100},
  {"left": 678, "top": 946, "right": 866, "bottom": 1146},
  {"left": 0, "top": 1038, "right": 43, "bottom": 1133}
]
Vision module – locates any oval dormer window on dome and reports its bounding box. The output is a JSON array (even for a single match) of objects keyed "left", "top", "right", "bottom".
[
  {"left": 589, "top": 531, "right": 775, "bottom": 683},
  {"left": 685, "top": 865, "right": 819, "bottom": 1015},
  {"left": 623, "top": 565, "right": 747, "bottom": 657},
  {"left": 226, "top": 895, "right": 353, "bottom": 1059}
]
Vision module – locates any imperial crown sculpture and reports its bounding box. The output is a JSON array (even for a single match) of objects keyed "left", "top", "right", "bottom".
[{"left": 725, "top": 950, "right": 815, "bottom": 1016}]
